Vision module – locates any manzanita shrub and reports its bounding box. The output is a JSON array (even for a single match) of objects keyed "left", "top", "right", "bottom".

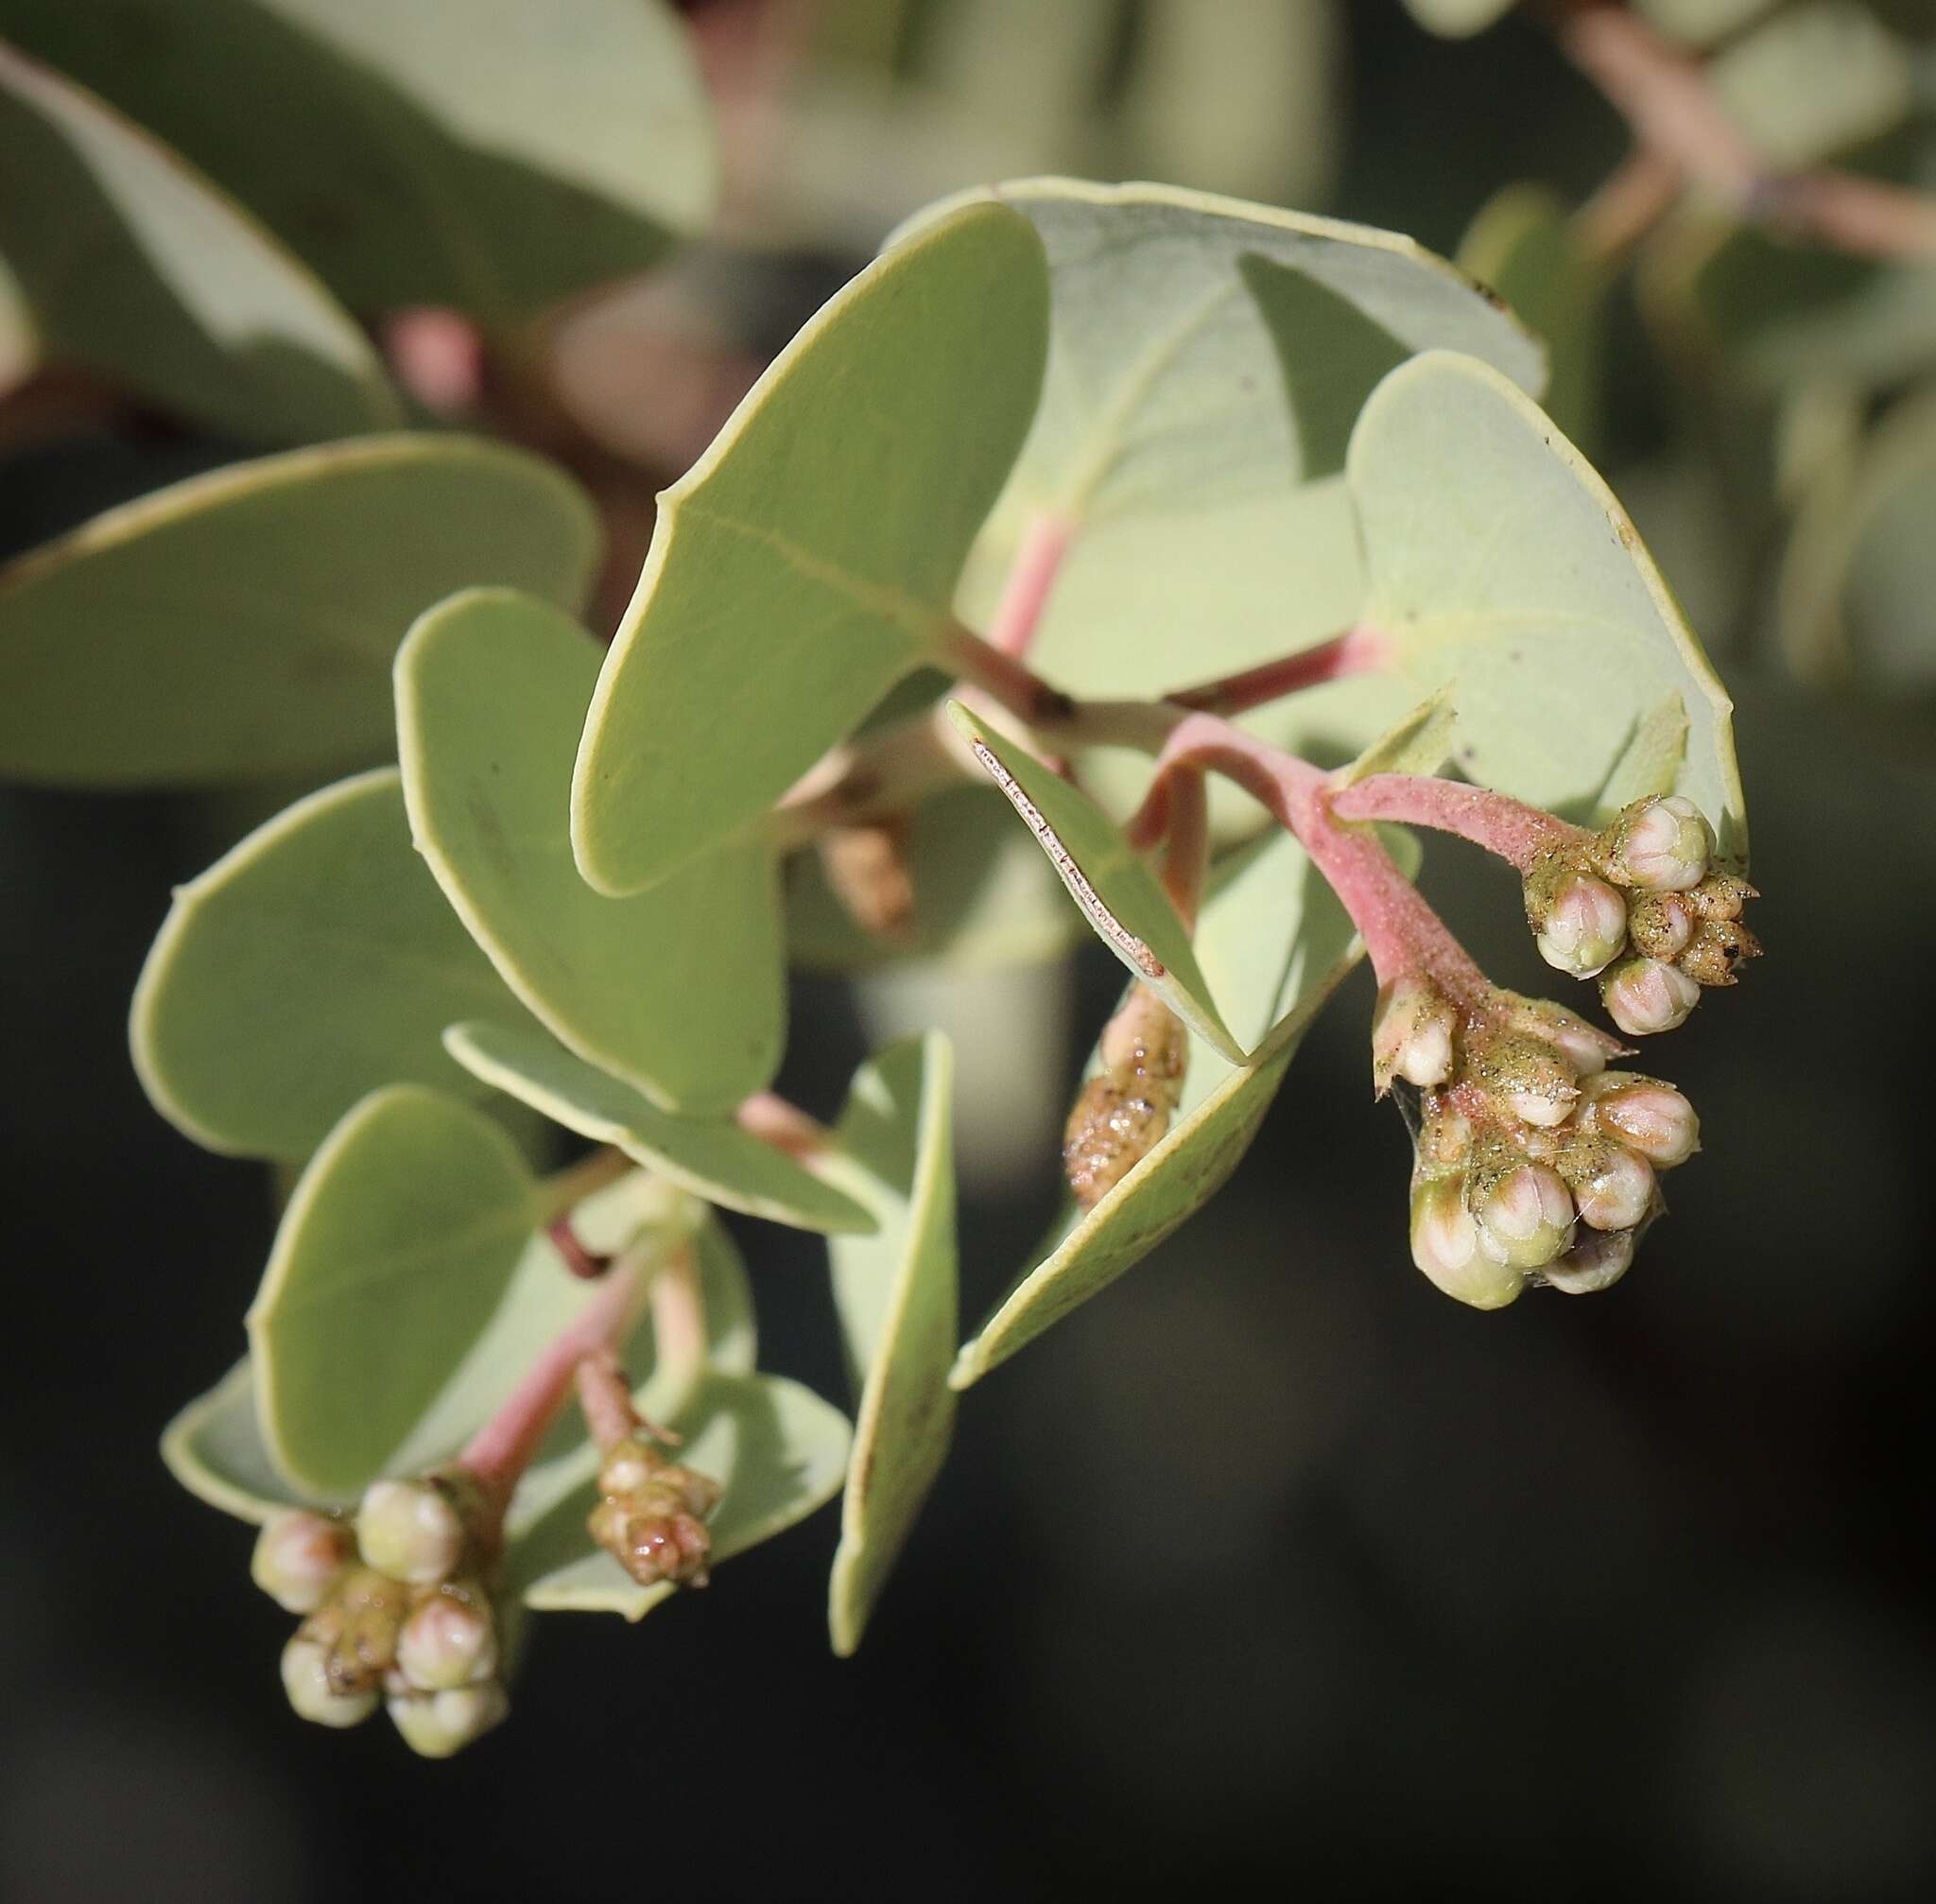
[{"left": 3, "top": 3, "right": 1791, "bottom": 1764}]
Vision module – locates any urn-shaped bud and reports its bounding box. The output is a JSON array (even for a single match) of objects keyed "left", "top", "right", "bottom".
[
  {"left": 1602, "top": 795, "right": 1713, "bottom": 891},
  {"left": 251, "top": 1510, "right": 353, "bottom": 1615},
  {"left": 1371, "top": 975, "right": 1459, "bottom": 1094},
  {"left": 1599, "top": 957, "right": 1701, "bottom": 1036},
  {"left": 1498, "top": 995, "right": 1626, "bottom": 1077},
  {"left": 1473, "top": 1162, "right": 1575, "bottom": 1270},
  {"left": 1677, "top": 918, "right": 1763, "bottom": 988},
  {"left": 1542, "top": 1226, "right": 1636, "bottom": 1295},
  {"left": 355, "top": 1479, "right": 467, "bottom": 1586},
  {"left": 1564, "top": 1136, "right": 1656, "bottom": 1232},
  {"left": 1626, "top": 891, "right": 1694, "bottom": 961},
  {"left": 387, "top": 1682, "right": 510, "bottom": 1759},
  {"left": 1466, "top": 1032, "right": 1579, "bottom": 1129},
  {"left": 395, "top": 1587, "right": 498, "bottom": 1691},
  {"left": 1581, "top": 1073, "right": 1700, "bottom": 1168},
  {"left": 1532, "top": 871, "right": 1629, "bottom": 978},
  {"left": 1409, "top": 1174, "right": 1524, "bottom": 1309},
  {"left": 281, "top": 1636, "right": 379, "bottom": 1730}
]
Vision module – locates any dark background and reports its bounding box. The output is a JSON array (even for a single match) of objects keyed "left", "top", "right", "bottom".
[{"left": 4, "top": 5, "right": 1932, "bottom": 1899}]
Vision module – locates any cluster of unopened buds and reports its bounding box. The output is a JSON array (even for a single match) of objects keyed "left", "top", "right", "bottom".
[
  {"left": 253, "top": 1471, "right": 510, "bottom": 1758},
  {"left": 587, "top": 1434, "right": 722, "bottom": 1588},
  {"left": 1376, "top": 794, "right": 1753, "bottom": 1307}
]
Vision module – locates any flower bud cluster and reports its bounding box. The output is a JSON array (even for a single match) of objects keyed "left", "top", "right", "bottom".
[
  {"left": 1063, "top": 984, "right": 1189, "bottom": 1209},
  {"left": 1376, "top": 975, "right": 1702, "bottom": 1308},
  {"left": 1521, "top": 796, "right": 1758, "bottom": 1036},
  {"left": 254, "top": 1470, "right": 510, "bottom": 1758},
  {"left": 587, "top": 1436, "right": 723, "bottom": 1589}
]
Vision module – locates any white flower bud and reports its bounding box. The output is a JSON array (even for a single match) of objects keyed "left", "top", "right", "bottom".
[
  {"left": 1371, "top": 975, "right": 1458, "bottom": 1094},
  {"left": 1599, "top": 957, "right": 1701, "bottom": 1037},
  {"left": 1571, "top": 1143, "right": 1655, "bottom": 1232},
  {"left": 1604, "top": 795, "right": 1712, "bottom": 891},
  {"left": 1468, "top": 1032, "right": 1579, "bottom": 1129},
  {"left": 355, "top": 1480, "right": 465, "bottom": 1586},
  {"left": 1542, "top": 1227, "right": 1635, "bottom": 1295},
  {"left": 281, "top": 1636, "right": 379, "bottom": 1730},
  {"left": 1409, "top": 1175, "right": 1525, "bottom": 1309},
  {"left": 251, "top": 1511, "right": 352, "bottom": 1615},
  {"left": 1499, "top": 995, "right": 1625, "bottom": 1077},
  {"left": 388, "top": 1682, "right": 510, "bottom": 1759},
  {"left": 395, "top": 1589, "right": 498, "bottom": 1691},
  {"left": 1582, "top": 1073, "right": 1701, "bottom": 1168},
  {"left": 1534, "top": 873, "right": 1629, "bottom": 978},
  {"left": 1474, "top": 1164, "right": 1575, "bottom": 1271}
]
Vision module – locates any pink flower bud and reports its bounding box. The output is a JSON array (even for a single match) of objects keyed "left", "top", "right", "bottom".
[
  {"left": 1542, "top": 1227, "right": 1635, "bottom": 1295},
  {"left": 1603, "top": 795, "right": 1713, "bottom": 891},
  {"left": 251, "top": 1510, "right": 353, "bottom": 1615},
  {"left": 396, "top": 1588, "right": 498, "bottom": 1691},
  {"left": 1473, "top": 1164, "right": 1575, "bottom": 1271},
  {"left": 1582, "top": 1073, "right": 1701, "bottom": 1168},
  {"left": 1599, "top": 957, "right": 1700, "bottom": 1037},
  {"left": 1499, "top": 995, "right": 1626, "bottom": 1077},
  {"left": 387, "top": 1681, "right": 510, "bottom": 1759},
  {"left": 1371, "top": 975, "right": 1458, "bottom": 1094},
  {"left": 1409, "top": 1174, "right": 1525, "bottom": 1309},
  {"left": 1534, "top": 872, "right": 1629, "bottom": 978},
  {"left": 1466, "top": 1032, "right": 1579, "bottom": 1129},
  {"left": 1570, "top": 1142, "right": 1655, "bottom": 1232},
  {"left": 1626, "top": 891, "right": 1694, "bottom": 961}
]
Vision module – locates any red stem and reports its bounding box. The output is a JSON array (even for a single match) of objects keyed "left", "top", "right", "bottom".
[
  {"left": 1325, "top": 773, "right": 1586, "bottom": 874},
  {"left": 1159, "top": 766, "right": 1208, "bottom": 929},
  {"left": 986, "top": 513, "right": 1072, "bottom": 660},
  {"left": 1167, "top": 625, "right": 1389, "bottom": 717},
  {"left": 735, "top": 1091, "right": 832, "bottom": 1160}
]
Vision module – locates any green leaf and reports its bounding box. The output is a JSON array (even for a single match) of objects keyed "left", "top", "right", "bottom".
[
  {"left": 1401, "top": 0, "right": 1515, "bottom": 36},
  {"left": 1592, "top": 692, "right": 1691, "bottom": 822},
  {"left": 1330, "top": 688, "right": 1461, "bottom": 790},
  {"left": 919, "top": 178, "right": 1540, "bottom": 834},
  {"left": 1459, "top": 184, "right": 1607, "bottom": 455},
  {"left": 397, "top": 587, "right": 785, "bottom": 1115},
  {"left": 442, "top": 1019, "right": 875, "bottom": 1237},
  {"left": 0, "top": 435, "right": 600, "bottom": 787},
  {"left": 570, "top": 201, "right": 1050, "bottom": 896},
  {"left": 0, "top": 0, "right": 716, "bottom": 322},
  {"left": 1349, "top": 350, "right": 1748, "bottom": 863},
  {"left": 513, "top": 1371, "right": 854, "bottom": 1618},
  {"left": 1779, "top": 387, "right": 1936, "bottom": 696},
  {"left": 1634, "top": 0, "right": 1775, "bottom": 44},
  {"left": 824, "top": 1033, "right": 958, "bottom": 1655},
  {"left": 162, "top": 1359, "right": 310, "bottom": 1525},
  {"left": 248, "top": 1084, "right": 537, "bottom": 1497},
  {"left": 945, "top": 701, "right": 1243, "bottom": 1062},
  {"left": 0, "top": 39, "right": 395, "bottom": 442},
  {"left": 785, "top": 784, "right": 1084, "bottom": 974},
  {"left": 131, "top": 768, "right": 532, "bottom": 1161}
]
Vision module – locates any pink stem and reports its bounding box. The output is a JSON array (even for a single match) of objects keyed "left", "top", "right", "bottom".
[
  {"left": 1141, "top": 714, "right": 1489, "bottom": 1001},
  {"left": 1167, "top": 624, "right": 1389, "bottom": 718},
  {"left": 985, "top": 513, "right": 1072, "bottom": 660},
  {"left": 1159, "top": 766, "right": 1208, "bottom": 929},
  {"left": 458, "top": 1257, "right": 646, "bottom": 1494},
  {"left": 1326, "top": 773, "right": 1586, "bottom": 873},
  {"left": 574, "top": 1349, "right": 640, "bottom": 1453},
  {"left": 546, "top": 1217, "right": 611, "bottom": 1282},
  {"left": 735, "top": 1091, "right": 832, "bottom": 1160},
  {"left": 936, "top": 621, "right": 1078, "bottom": 728}
]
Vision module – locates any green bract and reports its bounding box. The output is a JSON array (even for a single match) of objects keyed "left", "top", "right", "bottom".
[
  {"left": 824, "top": 1033, "right": 959, "bottom": 1655},
  {"left": 398, "top": 588, "right": 785, "bottom": 1115},
  {"left": 0, "top": 436, "right": 599, "bottom": 786},
  {"left": 131, "top": 768, "right": 531, "bottom": 1160},
  {"left": 441, "top": 1020, "right": 874, "bottom": 1237},
  {"left": 248, "top": 1085, "right": 538, "bottom": 1497},
  {"left": 571, "top": 201, "right": 1051, "bottom": 895},
  {"left": 1348, "top": 350, "right": 1748, "bottom": 861},
  {"left": 946, "top": 701, "right": 1243, "bottom": 1062},
  {"left": 0, "top": 0, "right": 715, "bottom": 321},
  {"left": 0, "top": 39, "right": 395, "bottom": 442}
]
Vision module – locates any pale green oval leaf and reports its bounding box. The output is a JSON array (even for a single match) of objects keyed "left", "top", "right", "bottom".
[
  {"left": 1349, "top": 350, "right": 1748, "bottom": 862},
  {"left": 131, "top": 768, "right": 532, "bottom": 1161},
  {"left": 0, "top": 0, "right": 716, "bottom": 321},
  {"left": 824, "top": 1032, "right": 958, "bottom": 1656},
  {"left": 398, "top": 587, "right": 784, "bottom": 1114},
  {"left": 785, "top": 784, "right": 1084, "bottom": 975},
  {"left": 513, "top": 1370, "right": 853, "bottom": 1618},
  {"left": 945, "top": 701, "right": 1242, "bottom": 1061},
  {"left": 443, "top": 1019, "right": 875, "bottom": 1237},
  {"left": 161, "top": 1359, "right": 312, "bottom": 1525},
  {"left": 248, "top": 1084, "right": 536, "bottom": 1497},
  {"left": 571, "top": 202, "right": 1050, "bottom": 896},
  {"left": 0, "top": 435, "right": 600, "bottom": 787},
  {"left": 1591, "top": 691, "right": 1691, "bottom": 823},
  {"left": 0, "top": 38, "right": 395, "bottom": 442}
]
